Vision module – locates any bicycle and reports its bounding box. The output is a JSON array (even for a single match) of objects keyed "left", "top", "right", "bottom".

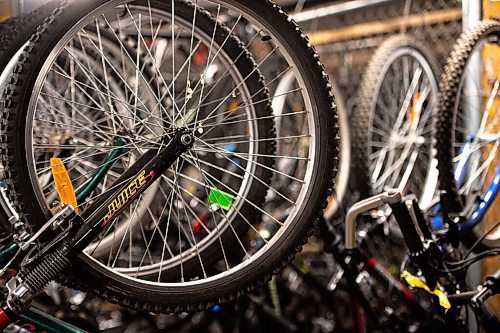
[
  {"left": 344, "top": 19, "right": 500, "bottom": 332},
  {"left": 434, "top": 19, "right": 500, "bottom": 250},
  {"left": 345, "top": 190, "right": 499, "bottom": 332}
]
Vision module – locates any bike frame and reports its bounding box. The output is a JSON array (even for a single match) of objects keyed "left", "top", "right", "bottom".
[
  {"left": 0, "top": 130, "right": 193, "bottom": 328},
  {"left": 431, "top": 136, "right": 499, "bottom": 232}
]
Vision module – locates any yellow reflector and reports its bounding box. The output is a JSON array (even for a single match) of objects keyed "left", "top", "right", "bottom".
[
  {"left": 50, "top": 158, "right": 78, "bottom": 213},
  {"left": 228, "top": 100, "right": 239, "bottom": 113},
  {"left": 409, "top": 92, "right": 423, "bottom": 126}
]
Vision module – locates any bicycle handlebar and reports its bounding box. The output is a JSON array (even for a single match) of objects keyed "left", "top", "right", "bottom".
[{"left": 345, "top": 190, "right": 402, "bottom": 249}]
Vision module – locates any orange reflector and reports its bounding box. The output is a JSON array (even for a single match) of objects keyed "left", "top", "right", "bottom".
[
  {"left": 409, "top": 92, "right": 423, "bottom": 126},
  {"left": 50, "top": 158, "right": 78, "bottom": 213},
  {"left": 228, "top": 100, "right": 239, "bottom": 113}
]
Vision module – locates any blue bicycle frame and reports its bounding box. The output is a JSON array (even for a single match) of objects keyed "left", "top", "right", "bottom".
[{"left": 432, "top": 136, "right": 499, "bottom": 232}]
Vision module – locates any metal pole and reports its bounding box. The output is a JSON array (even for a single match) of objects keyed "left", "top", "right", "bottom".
[
  {"left": 462, "top": 0, "right": 481, "bottom": 30},
  {"left": 290, "top": 0, "right": 395, "bottom": 23},
  {"left": 462, "top": 2, "right": 482, "bottom": 331},
  {"left": 9, "top": 0, "right": 21, "bottom": 17}
]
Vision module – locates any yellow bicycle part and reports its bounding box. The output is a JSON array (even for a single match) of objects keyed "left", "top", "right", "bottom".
[{"left": 50, "top": 158, "right": 78, "bottom": 213}]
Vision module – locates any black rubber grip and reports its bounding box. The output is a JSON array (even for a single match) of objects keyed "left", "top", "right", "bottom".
[
  {"left": 390, "top": 201, "right": 424, "bottom": 255},
  {"left": 486, "top": 269, "right": 500, "bottom": 294}
]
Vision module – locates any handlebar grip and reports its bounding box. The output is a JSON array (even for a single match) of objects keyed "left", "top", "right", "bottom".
[
  {"left": 389, "top": 201, "right": 424, "bottom": 255},
  {"left": 486, "top": 269, "right": 500, "bottom": 294}
]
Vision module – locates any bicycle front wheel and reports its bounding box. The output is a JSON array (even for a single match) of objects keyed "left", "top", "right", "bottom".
[{"left": 1, "top": 0, "right": 338, "bottom": 312}]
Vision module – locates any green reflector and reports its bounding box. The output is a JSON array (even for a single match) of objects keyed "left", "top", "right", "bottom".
[{"left": 208, "top": 188, "right": 234, "bottom": 211}]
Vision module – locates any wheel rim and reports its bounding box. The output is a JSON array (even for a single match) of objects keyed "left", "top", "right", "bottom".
[
  {"left": 451, "top": 35, "right": 499, "bottom": 243},
  {"left": 22, "top": 0, "right": 327, "bottom": 289},
  {"left": 368, "top": 47, "right": 438, "bottom": 201}
]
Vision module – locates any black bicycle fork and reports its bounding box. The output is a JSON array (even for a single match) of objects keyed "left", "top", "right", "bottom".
[{"left": 0, "top": 130, "right": 194, "bottom": 329}]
